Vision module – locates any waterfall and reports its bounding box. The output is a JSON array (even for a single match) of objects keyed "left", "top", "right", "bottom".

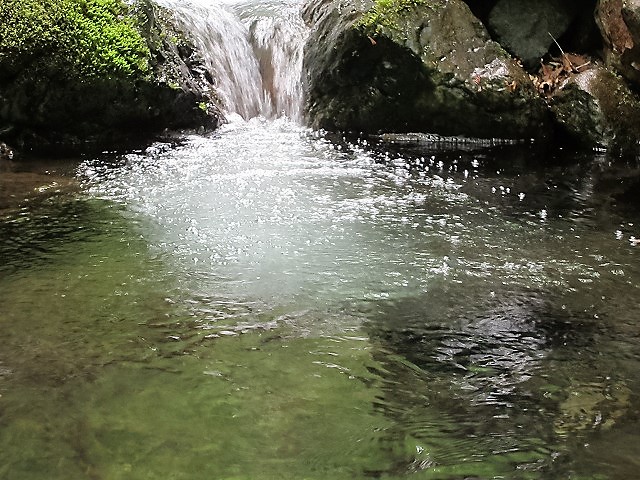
[{"left": 154, "top": 0, "right": 307, "bottom": 122}]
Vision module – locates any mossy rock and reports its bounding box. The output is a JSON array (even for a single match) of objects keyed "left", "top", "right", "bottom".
[
  {"left": 303, "top": 0, "right": 551, "bottom": 139},
  {"left": 0, "top": 0, "right": 222, "bottom": 154},
  {"left": 0, "top": 0, "right": 151, "bottom": 80}
]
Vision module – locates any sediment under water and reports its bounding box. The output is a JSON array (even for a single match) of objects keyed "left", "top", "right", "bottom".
[{"left": 1, "top": 118, "right": 640, "bottom": 479}]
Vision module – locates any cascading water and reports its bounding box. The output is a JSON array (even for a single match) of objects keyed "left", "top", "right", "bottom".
[
  {"left": 239, "top": 0, "right": 308, "bottom": 121},
  {"left": 155, "top": 0, "right": 307, "bottom": 121}
]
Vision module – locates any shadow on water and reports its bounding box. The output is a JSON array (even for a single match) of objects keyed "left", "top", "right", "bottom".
[
  {"left": 1, "top": 197, "right": 115, "bottom": 273},
  {"left": 317, "top": 133, "right": 640, "bottom": 478},
  {"left": 358, "top": 285, "right": 640, "bottom": 478},
  {"left": 359, "top": 135, "right": 640, "bottom": 228}
]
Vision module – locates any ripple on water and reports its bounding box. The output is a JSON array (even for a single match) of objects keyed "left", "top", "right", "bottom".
[{"left": 2, "top": 118, "right": 640, "bottom": 479}]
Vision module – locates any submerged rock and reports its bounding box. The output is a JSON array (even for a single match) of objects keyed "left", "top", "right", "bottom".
[
  {"left": 550, "top": 64, "right": 640, "bottom": 152},
  {"left": 303, "top": 0, "right": 551, "bottom": 140},
  {"left": 0, "top": 0, "right": 222, "bottom": 154}
]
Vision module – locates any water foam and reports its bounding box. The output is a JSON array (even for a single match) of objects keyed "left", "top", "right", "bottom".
[{"left": 154, "top": 0, "right": 307, "bottom": 121}]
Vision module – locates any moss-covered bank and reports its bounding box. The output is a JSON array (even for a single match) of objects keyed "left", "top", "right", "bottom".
[
  {"left": 0, "top": 0, "right": 222, "bottom": 155},
  {"left": 0, "top": 0, "right": 150, "bottom": 80}
]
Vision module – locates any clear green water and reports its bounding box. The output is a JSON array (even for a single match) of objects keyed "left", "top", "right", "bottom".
[{"left": 1, "top": 119, "right": 640, "bottom": 479}]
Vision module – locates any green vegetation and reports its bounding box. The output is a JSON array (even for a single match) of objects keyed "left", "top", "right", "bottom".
[
  {"left": 358, "top": 0, "right": 429, "bottom": 34},
  {"left": 0, "top": 0, "right": 150, "bottom": 79}
]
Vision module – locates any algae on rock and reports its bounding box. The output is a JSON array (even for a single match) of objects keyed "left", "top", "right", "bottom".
[
  {"left": 0, "top": 0, "right": 222, "bottom": 154},
  {"left": 0, "top": 0, "right": 151, "bottom": 80},
  {"left": 303, "top": 0, "right": 551, "bottom": 139},
  {"left": 358, "top": 0, "right": 431, "bottom": 35}
]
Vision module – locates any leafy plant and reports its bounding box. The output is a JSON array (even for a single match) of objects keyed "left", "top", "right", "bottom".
[
  {"left": 0, "top": 0, "right": 150, "bottom": 79},
  {"left": 358, "top": 0, "right": 429, "bottom": 34}
]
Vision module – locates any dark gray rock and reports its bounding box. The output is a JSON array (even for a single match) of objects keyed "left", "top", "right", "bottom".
[
  {"left": 558, "top": 0, "right": 602, "bottom": 54},
  {"left": 462, "top": 0, "right": 498, "bottom": 24},
  {"left": 487, "top": 0, "right": 581, "bottom": 68},
  {"left": 550, "top": 64, "right": 640, "bottom": 152},
  {"left": 303, "top": 0, "right": 551, "bottom": 140},
  {"left": 0, "top": 0, "right": 223, "bottom": 155}
]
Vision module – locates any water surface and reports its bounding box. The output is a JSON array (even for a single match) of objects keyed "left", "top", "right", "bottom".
[{"left": 2, "top": 118, "right": 640, "bottom": 479}]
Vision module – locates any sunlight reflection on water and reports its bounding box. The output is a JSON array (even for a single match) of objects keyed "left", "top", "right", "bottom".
[{"left": 1, "top": 118, "right": 640, "bottom": 479}]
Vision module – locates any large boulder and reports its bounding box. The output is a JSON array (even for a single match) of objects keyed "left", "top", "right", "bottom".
[
  {"left": 462, "top": 0, "right": 601, "bottom": 58},
  {"left": 550, "top": 63, "right": 640, "bottom": 152},
  {"left": 487, "top": 0, "right": 582, "bottom": 68},
  {"left": 0, "top": 0, "right": 223, "bottom": 154},
  {"left": 303, "top": 0, "right": 551, "bottom": 140},
  {"left": 596, "top": 0, "right": 640, "bottom": 87}
]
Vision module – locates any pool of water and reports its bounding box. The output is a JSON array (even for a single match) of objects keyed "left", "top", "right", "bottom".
[{"left": 1, "top": 118, "right": 640, "bottom": 479}]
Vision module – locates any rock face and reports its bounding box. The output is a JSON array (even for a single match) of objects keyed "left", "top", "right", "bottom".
[
  {"left": 465, "top": 0, "right": 601, "bottom": 65},
  {"left": 596, "top": 0, "right": 640, "bottom": 87},
  {"left": 0, "top": 0, "right": 223, "bottom": 154},
  {"left": 550, "top": 64, "right": 640, "bottom": 151},
  {"left": 303, "top": 0, "right": 551, "bottom": 140},
  {"left": 487, "top": 0, "right": 581, "bottom": 68}
]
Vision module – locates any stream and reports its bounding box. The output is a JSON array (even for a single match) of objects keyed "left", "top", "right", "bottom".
[{"left": 1, "top": 0, "right": 640, "bottom": 479}]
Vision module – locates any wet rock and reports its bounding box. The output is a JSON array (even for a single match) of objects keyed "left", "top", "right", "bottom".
[
  {"left": 596, "top": 0, "right": 640, "bottom": 87},
  {"left": 461, "top": 0, "right": 498, "bottom": 24},
  {"left": 486, "top": 0, "right": 583, "bottom": 68},
  {"left": 550, "top": 63, "right": 640, "bottom": 152},
  {"left": 303, "top": 0, "right": 551, "bottom": 140},
  {"left": 558, "top": 1, "right": 603, "bottom": 55},
  {"left": 462, "top": 0, "right": 601, "bottom": 66},
  {"left": 0, "top": 142, "right": 13, "bottom": 162},
  {"left": 0, "top": 0, "right": 223, "bottom": 155}
]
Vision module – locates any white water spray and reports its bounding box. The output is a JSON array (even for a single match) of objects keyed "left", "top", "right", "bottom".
[{"left": 154, "top": 0, "right": 307, "bottom": 121}]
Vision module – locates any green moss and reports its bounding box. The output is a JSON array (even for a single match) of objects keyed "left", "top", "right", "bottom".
[
  {"left": 0, "top": 0, "right": 150, "bottom": 79},
  {"left": 358, "top": 0, "right": 429, "bottom": 34}
]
